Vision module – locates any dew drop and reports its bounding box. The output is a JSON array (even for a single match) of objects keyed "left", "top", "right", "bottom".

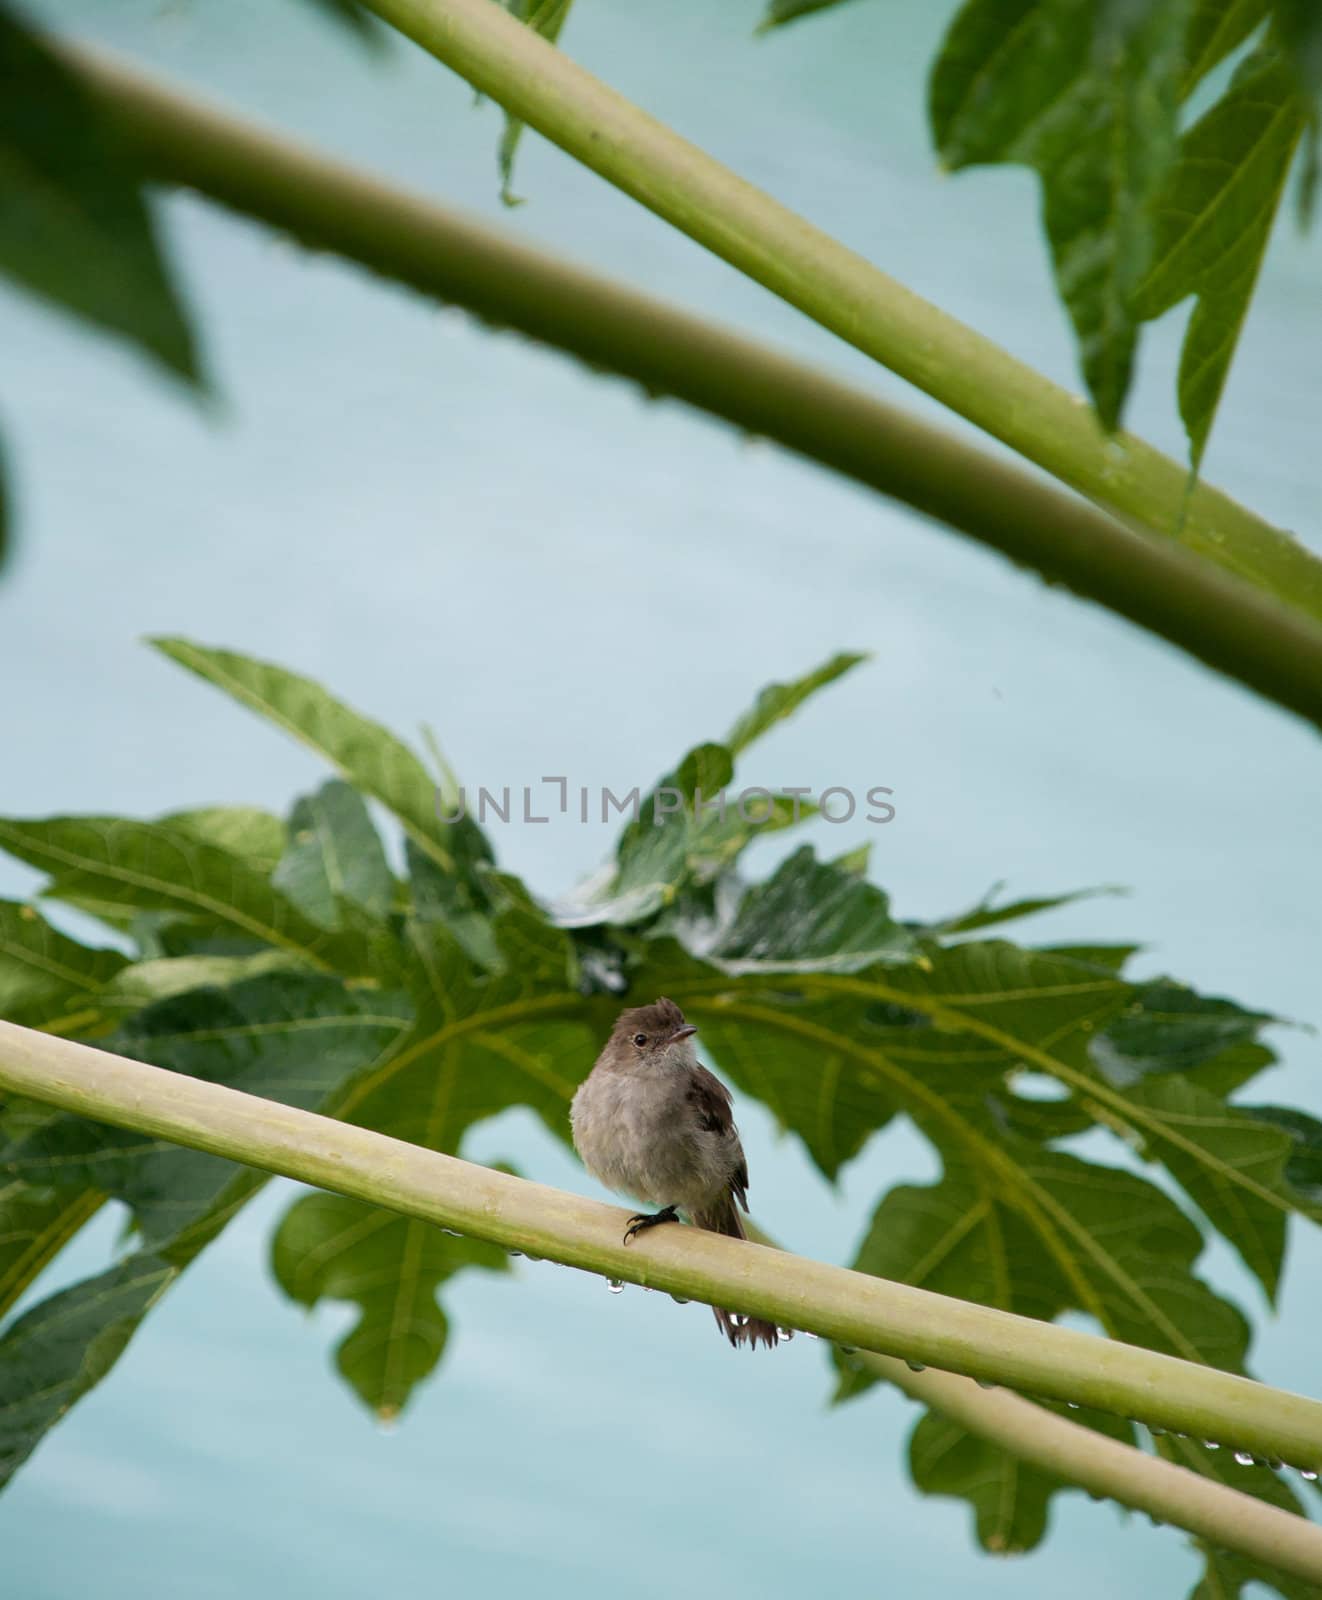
[
  {"left": 669, "top": 1294, "right": 689, "bottom": 1306},
  {"left": 804, "top": 1331, "right": 819, "bottom": 1341},
  {"left": 906, "top": 1361, "right": 928, "bottom": 1374},
  {"left": 1066, "top": 1401, "right": 1080, "bottom": 1410},
  {"left": 607, "top": 1279, "right": 625, "bottom": 1294},
  {"left": 1203, "top": 1441, "right": 1220, "bottom": 1451},
  {"left": 1150, "top": 1425, "right": 1167, "bottom": 1437},
  {"left": 1234, "top": 1451, "right": 1255, "bottom": 1466},
  {"left": 777, "top": 1328, "right": 794, "bottom": 1344},
  {"left": 976, "top": 1379, "right": 997, "bottom": 1391},
  {"left": 509, "top": 1249, "right": 524, "bottom": 1258},
  {"left": 1301, "top": 1468, "right": 1318, "bottom": 1481}
]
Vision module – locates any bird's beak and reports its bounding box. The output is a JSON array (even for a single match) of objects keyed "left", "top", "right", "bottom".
[{"left": 672, "top": 1023, "right": 698, "bottom": 1040}]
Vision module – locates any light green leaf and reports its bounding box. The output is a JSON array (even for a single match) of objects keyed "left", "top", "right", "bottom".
[
  {"left": 272, "top": 1191, "right": 510, "bottom": 1418},
  {"left": 0, "top": 7, "right": 201, "bottom": 383},
  {"left": 497, "top": 0, "right": 576, "bottom": 205},
  {"left": 0, "top": 815, "right": 368, "bottom": 974},
  {"left": 165, "top": 805, "right": 287, "bottom": 873},
  {"left": 150, "top": 638, "right": 477, "bottom": 878},
  {"left": 709, "top": 846, "right": 916, "bottom": 972},
  {"left": 724, "top": 650, "right": 867, "bottom": 755},
  {"left": 273, "top": 780, "right": 395, "bottom": 929}
]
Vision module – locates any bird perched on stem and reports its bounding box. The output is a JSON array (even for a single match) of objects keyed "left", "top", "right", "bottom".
[{"left": 570, "top": 996, "right": 780, "bottom": 1351}]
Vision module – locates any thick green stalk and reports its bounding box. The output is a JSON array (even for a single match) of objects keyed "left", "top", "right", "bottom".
[
  {"left": 355, "top": 0, "right": 1322, "bottom": 620},
  {"left": 65, "top": 50, "right": 1322, "bottom": 731},
  {"left": 4, "top": 1020, "right": 1322, "bottom": 1519}
]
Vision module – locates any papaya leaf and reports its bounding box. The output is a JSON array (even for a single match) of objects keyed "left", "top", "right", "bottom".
[
  {"left": 723, "top": 650, "right": 867, "bottom": 755},
  {"left": 1131, "top": 48, "right": 1306, "bottom": 466},
  {"left": 0, "top": 5, "right": 201, "bottom": 383},
  {"left": 707, "top": 846, "right": 915, "bottom": 972},
  {"left": 272, "top": 780, "right": 395, "bottom": 929},
  {"left": 272, "top": 1190, "right": 511, "bottom": 1419},
  {"left": 903, "top": 1401, "right": 1135, "bottom": 1555},
  {"left": 0, "top": 898, "right": 128, "bottom": 1029},
  {"left": 561, "top": 652, "right": 864, "bottom": 928},
  {"left": 925, "top": 882, "right": 1124, "bottom": 937},
  {"left": 1239, "top": 1106, "right": 1322, "bottom": 1208},
  {"left": 497, "top": 0, "right": 576, "bottom": 205},
  {"left": 165, "top": 805, "right": 287, "bottom": 873},
  {"left": 0, "top": 1180, "right": 102, "bottom": 1320},
  {"left": 930, "top": 0, "right": 1193, "bottom": 431},
  {"left": 0, "top": 815, "right": 370, "bottom": 975},
  {"left": 1182, "top": 0, "right": 1270, "bottom": 94},
  {"left": 1157, "top": 1432, "right": 1317, "bottom": 1600},
  {"left": 149, "top": 637, "right": 480, "bottom": 878},
  {"left": 0, "top": 1252, "right": 176, "bottom": 1489},
  {"left": 270, "top": 906, "right": 591, "bottom": 1414},
  {"left": 757, "top": 0, "right": 861, "bottom": 27},
  {"left": 0, "top": 972, "right": 412, "bottom": 1487}
]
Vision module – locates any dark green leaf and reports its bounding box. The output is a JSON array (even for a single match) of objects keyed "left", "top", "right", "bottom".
[
  {"left": 757, "top": 0, "right": 861, "bottom": 27},
  {"left": 0, "top": 6, "right": 200, "bottom": 382},
  {"left": 931, "top": 0, "right": 1192, "bottom": 430},
  {"left": 0, "top": 971, "right": 412, "bottom": 1485},
  {"left": 1182, "top": 0, "right": 1270, "bottom": 95},
  {"left": 273, "top": 780, "right": 395, "bottom": 928},
  {"left": 272, "top": 1191, "right": 510, "bottom": 1418},
  {"left": 1274, "top": 0, "right": 1322, "bottom": 96},
  {"left": 1158, "top": 1432, "right": 1317, "bottom": 1599},
  {"left": 709, "top": 846, "right": 916, "bottom": 972},
  {"left": 1091, "top": 979, "right": 1276, "bottom": 1086},
  {"left": 0, "top": 430, "right": 9, "bottom": 574},
  {"left": 269, "top": 905, "right": 590, "bottom": 1413},
  {"left": 1132, "top": 48, "right": 1306, "bottom": 464},
  {"left": 0, "top": 898, "right": 127, "bottom": 1028},
  {"left": 0, "top": 1253, "right": 175, "bottom": 1489},
  {"left": 300, "top": 0, "right": 378, "bottom": 40},
  {"left": 497, "top": 0, "right": 576, "bottom": 206},
  {"left": 926, "top": 882, "right": 1123, "bottom": 937},
  {"left": 1240, "top": 1105, "right": 1322, "bottom": 1208},
  {"left": 904, "top": 1401, "right": 1134, "bottom": 1554},
  {"left": 0, "top": 1180, "right": 101, "bottom": 1320},
  {"left": 1, "top": 973, "right": 412, "bottom": 1258}
]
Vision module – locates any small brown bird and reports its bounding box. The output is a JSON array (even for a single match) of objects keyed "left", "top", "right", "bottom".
[{"left": 570, "top": 996, "right": 779, "bottom": 1350}]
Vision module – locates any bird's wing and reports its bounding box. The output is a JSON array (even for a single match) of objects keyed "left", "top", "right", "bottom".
[{"left": 688, "top": 1063, "right": 751, "bottom": 1210}]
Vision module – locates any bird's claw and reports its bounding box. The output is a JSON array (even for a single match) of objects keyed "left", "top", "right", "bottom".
[{"left": 623, "top": 1204, "right": 679, "bottom": 1245}]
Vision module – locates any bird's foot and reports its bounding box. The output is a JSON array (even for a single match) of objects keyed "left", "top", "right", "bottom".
[{"left": 623, "top": 1204, "right": 679, "bottom": 1245}]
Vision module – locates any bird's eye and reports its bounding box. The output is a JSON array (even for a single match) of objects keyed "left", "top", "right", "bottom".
[{"left": 633, "top": 1033, "right": 647, "bottom": 1047}]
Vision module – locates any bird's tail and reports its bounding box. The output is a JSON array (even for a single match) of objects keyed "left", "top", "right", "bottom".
[{"left": 691, "top": 1192, "right": 781, "bottom": 1351}]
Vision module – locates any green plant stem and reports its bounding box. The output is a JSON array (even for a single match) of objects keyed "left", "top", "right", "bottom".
[
  {"left": 747, "top": 1221, "right": 1320, "bottom": 1571},
  {"left": 352, "top": 0, "right": 1322, "bottom": 620},
  {"left": 858, "top": 1349, "right": 1316, "bottom": 1570},
  {"left": 66, "top": 49, "right": 1322, "bottom": 732},
  {"left": 4, "top": 1019, "right": 1322, "bottom": 1556}
]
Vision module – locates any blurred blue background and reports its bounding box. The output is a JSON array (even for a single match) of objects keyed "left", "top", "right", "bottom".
[{"left": 1, "top": 1, "right": 1318, "bottom": 1595}]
